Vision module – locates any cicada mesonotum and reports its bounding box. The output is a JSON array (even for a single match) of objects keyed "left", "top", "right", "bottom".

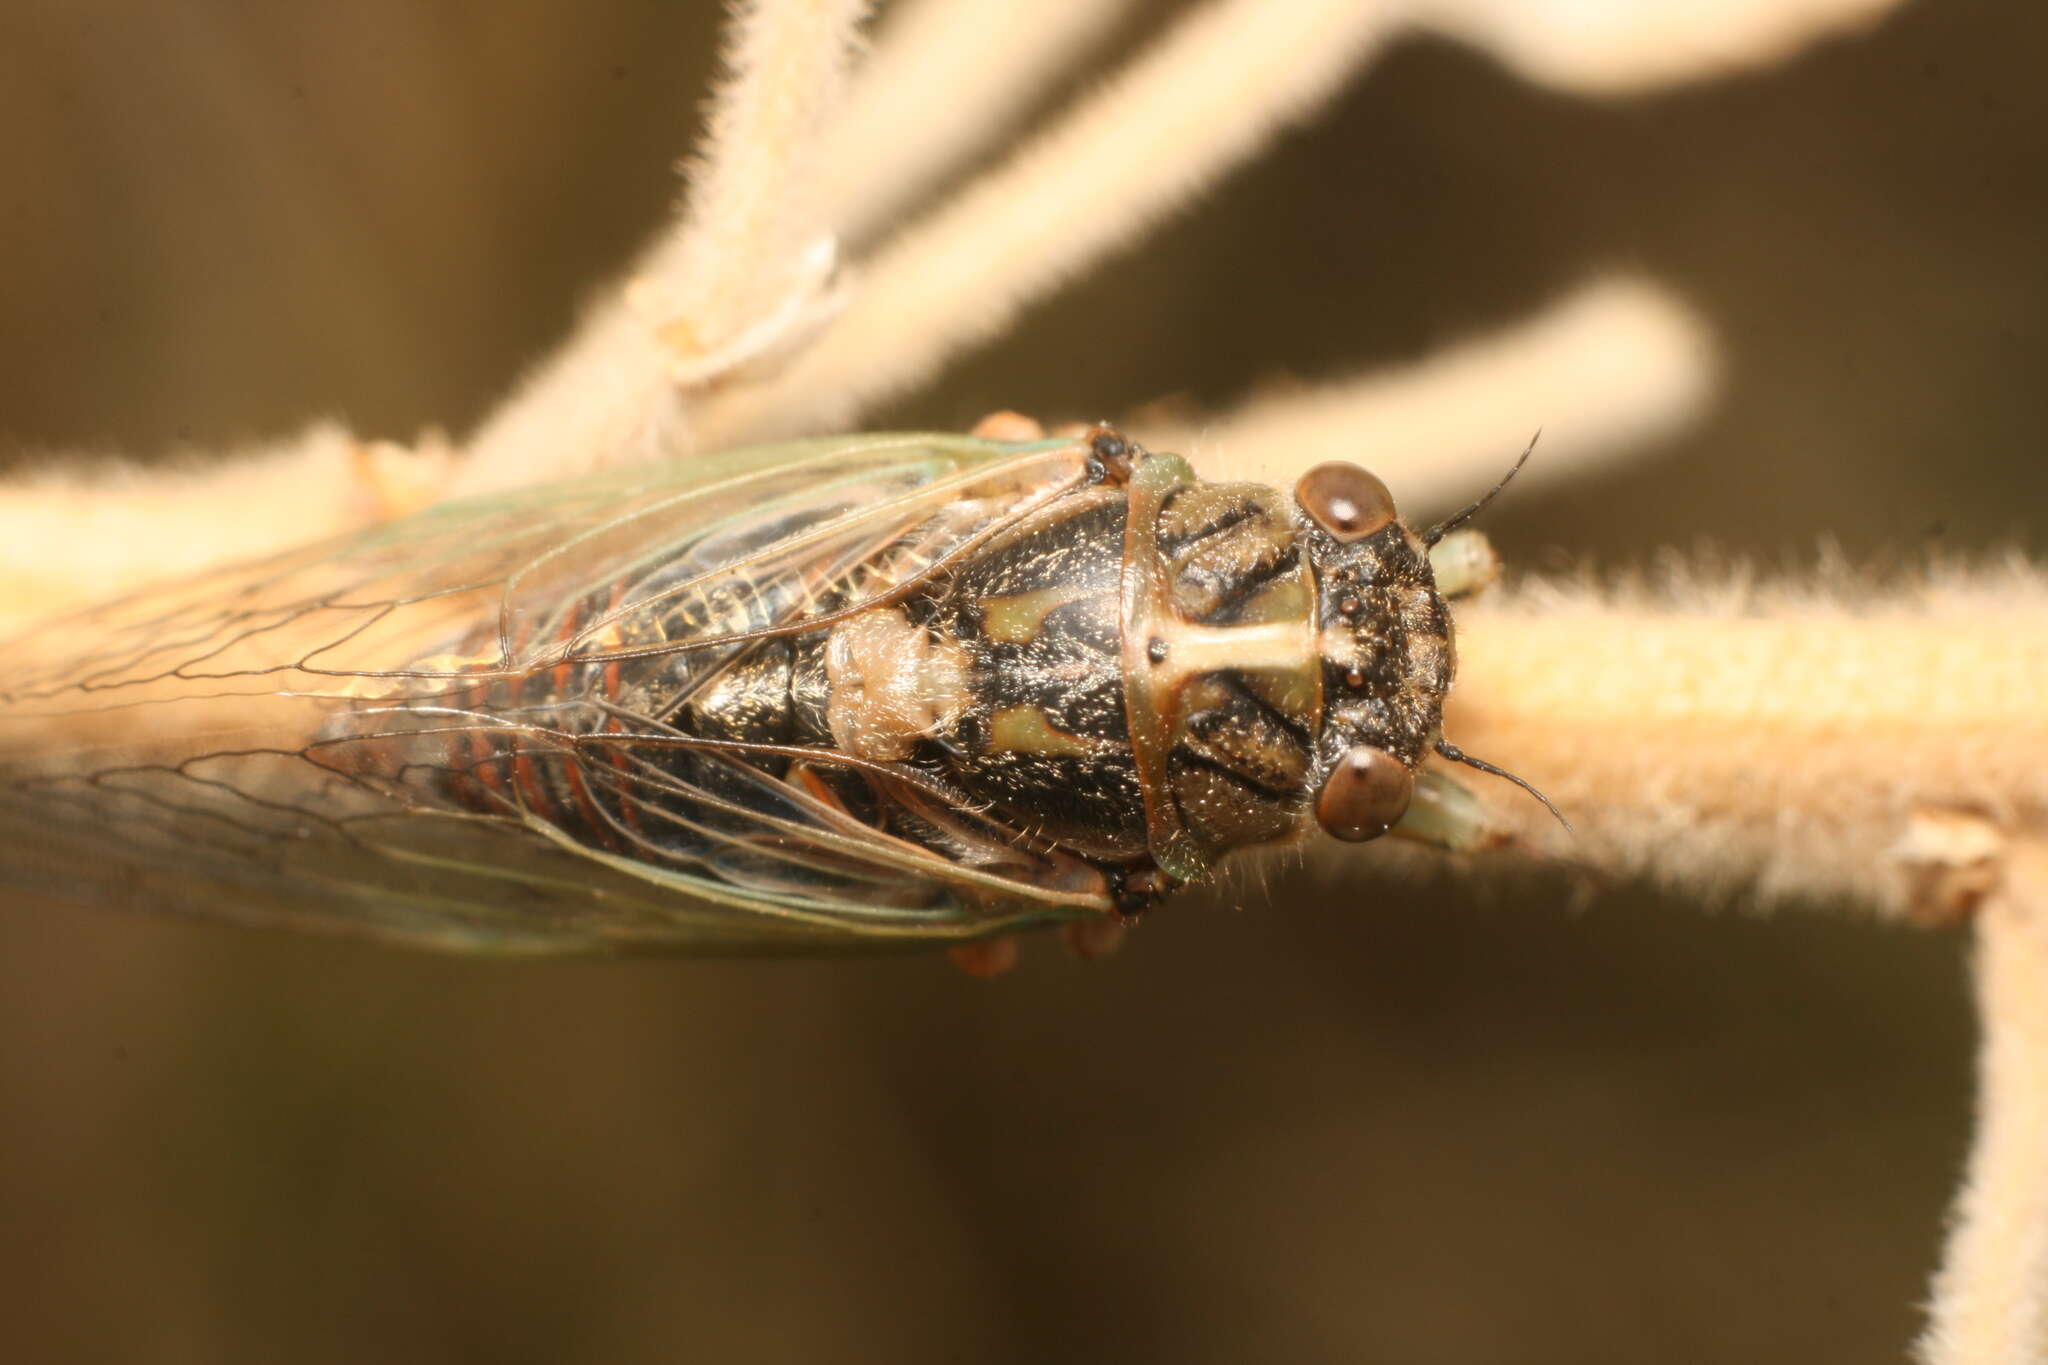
[{"left": 0, "top": 425, "right": 1539, "bottom": 958}]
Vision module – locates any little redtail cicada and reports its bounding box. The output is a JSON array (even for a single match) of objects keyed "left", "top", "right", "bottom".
[{"left": 0, "top": 423, "right": 1546, "bottom": 959}]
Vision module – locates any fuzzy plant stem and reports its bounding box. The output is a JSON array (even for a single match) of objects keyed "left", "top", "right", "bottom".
[
  {"left": 1918, "top": 840, "right": 2048, "bottom": 1365},
  {"left": 819, "top": 0, "right": 1133, "bottom": 247},
  {"left": 694, "top": 0, "right": 1399, "bottom": 445},
  {"left": 455, "top": 0, "right": 872, "bottom": 495},
  {"left": 1164, "top": 275, "right": 1715, "bottom": 513},
  {"left": 1440, "top": 562, "right": 2048, "bottom": 919}
]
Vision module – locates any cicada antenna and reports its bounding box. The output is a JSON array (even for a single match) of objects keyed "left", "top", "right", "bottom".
[
  {"left": 1422, "top": 430, "right": 1540, "bottom": 547},
  {"left": 1434, "top": 737, "right": 1572, "bottom": 835}
]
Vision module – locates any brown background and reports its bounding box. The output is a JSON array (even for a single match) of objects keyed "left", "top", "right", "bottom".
[{"left": 0, "top": 1, "right": 2042, "bottom": 1360}]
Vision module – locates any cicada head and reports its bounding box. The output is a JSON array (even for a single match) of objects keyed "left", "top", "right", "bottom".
[
  {"left": 1290, "top": 461, "right": 1454, "bottom": 843},
  {"left": 1114, "top": 446, "right": 1468, "bottom": 878}
]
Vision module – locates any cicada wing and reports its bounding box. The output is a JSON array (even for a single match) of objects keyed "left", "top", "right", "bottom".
[
  {"left": 0, "top": 433, "right": 1111, "bottom": 954},
  {"left": 0, "top": 764, "right": 1089, "bottom": 956}
]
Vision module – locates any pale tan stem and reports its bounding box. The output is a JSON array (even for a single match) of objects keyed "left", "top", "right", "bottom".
[
  {"left": 651, "top": 0, "right": 872, "bottom": 353},
  {"left": 693, "top": 0, "right": 1400, "bottom": 446},
  {"left": 0, "top": 425, "right": 453, "bottom": 638},
  {"left": 1440, "top": 563, "right": 2048, "bottom": 917},
  {"left": 821, "top": 0, "right": 1133, "bottom": 247},
  {"left": 1919, "top": 841, "right": 2048, "bottom": 1364},
  {"left": 1415, "top": 0, "right": 1908, "bottom": 94},
  {"left": 454, "top": 0, "right": 871, "bottom": 495},
  {"left": 1158, "top": 275, "right": 1716, "bottom": 512}
]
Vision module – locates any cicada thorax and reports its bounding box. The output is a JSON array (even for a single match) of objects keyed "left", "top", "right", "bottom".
[
  {"left": 1117, "top": 456, "right": 1327, "bottom": 882},
  {"left": 781, "top": 484, "right": 1148, "bottom": 880},
  {"left": 822, "top": 452, "right": 1337, "bottom": 891},
  {"left": 945, "top": 468, "right": 1325, "bottom": 865}
]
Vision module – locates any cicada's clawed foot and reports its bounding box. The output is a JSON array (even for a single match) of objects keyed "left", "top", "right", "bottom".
[
  {"left": 1061, "top": 917, "right": 1127, "bottom": 961},
  {"left": 969, "top": 411, "right": 1046, "bottom": 441},
  {"left": 1111, "top": 859, "right": 1175, "bottom": 918},
  {"left": 1083, "top": 424, "right": 1140, "bottom": 485},
  {"left": 1050, "top": 857, "right": 1171, "bottom": 966},
  {"left": 349, "top": 434, "right": 456, "bottom": 524},
  {"left": 970, "top": 414, "right": 1142, "bottom": 486},
  {"left": 947, "top": 938, "right": 1022, "bottom": 978},
  {"left": 945, "top": 909, "right": 1135, "bottom": 976},
  {"left": 1894, "top": 806, "right": 2006, "bottom": 926},
  {"left": 946, "top": 861, "right": 1161, "bottom": 976}
]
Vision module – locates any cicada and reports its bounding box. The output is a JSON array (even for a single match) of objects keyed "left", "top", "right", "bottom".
[{"left": 0, "top": 424, "right": 1540, "bottom": 958}]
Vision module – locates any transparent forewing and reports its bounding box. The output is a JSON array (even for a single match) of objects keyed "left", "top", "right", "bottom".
[{"left": 0, "top": 433, "right": 1113, "bottom": 954}]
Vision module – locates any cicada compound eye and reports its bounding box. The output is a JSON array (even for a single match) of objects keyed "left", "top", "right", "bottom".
[
  {"left": 1314, "top": 746, "right": 1415, "bottom": 842},
  {"left": 1294, "top": 462, "right": 1397, "bottom": 543}
]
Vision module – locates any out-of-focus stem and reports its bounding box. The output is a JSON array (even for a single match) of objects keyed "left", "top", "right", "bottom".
[
  {"left": 1159, "top": 275, "right": 1715, "bottom": 514},
  {"left": 0, "top": 424, "right": 448, "bottom": 639},
  {"left": 820, "top": 0, "right": 1132, "bottom": 247},
  {"left": 455, "top": 0, "right": 871, "bottom": 495},
  {"left": 1919, "top": 840, "right": 2048, "bottom": 1365},
  {"left": 1415, "top": 0, "right": 1907, "bottom": 94},
  {"left": 694, "top": 0, "right": 1398, "bottom": 445}
]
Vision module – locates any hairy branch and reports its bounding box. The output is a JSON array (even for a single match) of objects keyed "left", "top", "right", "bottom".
[
  {"left": 1920, "top": 839, "right": 2048, "bottom": 1365},
  {"left": 1441, "top": 558, "right": 2048, "bottom": 919},
  {"left": 455, "top": 0, "right": 872, "bottom": 495},
  {"left": 1162, "top": 275, "right": 1716, "bottom": 512},
  {"left": 820, "top": 0, "right": 1133, "bottom": 248},
  {"left": 1416, "top": 0, "right": 1908, "bottom": 93},
  {"left": 0, "top": 2, "right": 2022, "bottom": 1349},
  {"left": 693, "top": 0, "right": 1400, "bottom": 444},
  {"left": 0, "top": 424, "right": 449, "bottom": 637}
]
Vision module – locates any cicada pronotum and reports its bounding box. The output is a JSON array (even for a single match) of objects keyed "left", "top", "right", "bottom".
[{"left": 0, "top": 422, "right": 1544, "bottom": 960}]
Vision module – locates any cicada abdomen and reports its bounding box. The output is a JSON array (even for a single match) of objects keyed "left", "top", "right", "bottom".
[
  {"left": 319, "top": 438, "right": 1118, "bottom": 925},
  {"left": 0, "top": 426, "right": 1527, "bottom": 956}
]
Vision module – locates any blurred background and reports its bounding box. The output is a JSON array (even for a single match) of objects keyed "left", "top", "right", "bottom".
[{"left": 0, "top": 1, "right": 2040, "bottom": 1360}]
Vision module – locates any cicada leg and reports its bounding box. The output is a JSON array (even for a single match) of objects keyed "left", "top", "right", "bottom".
[
  {"left": 1061, "top": 918, "right": 1127, "bottom": 961},
  {"left": 945, "top": 846, "right": 1169, "bottom": 976},
  {"left": 969, "top": 410, "right": 1047, "bottom": 441},
  {"left": 1061, "top": 860, "right": 1171, "bottom": 962},
  {"left": 946, "top": 917, "right": 1127, "bottom": 977},
  {"left": 947, "top": 938, "right": 1023, "bottom": 978},
  {"left": 969, "top": 413, "right": 1144, "bottom": 491},
  {"left": 349, "top": 433, "right": 457, "bottom": 522}
]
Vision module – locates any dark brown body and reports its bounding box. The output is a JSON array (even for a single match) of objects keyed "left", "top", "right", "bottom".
[{"left": 361, "top": 441, "right": 1453, "bottom": 912}]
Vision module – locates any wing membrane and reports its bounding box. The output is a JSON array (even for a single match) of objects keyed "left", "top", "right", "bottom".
[{"left": 0, "top": 433, "right": 1113, "bottom": 954}]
